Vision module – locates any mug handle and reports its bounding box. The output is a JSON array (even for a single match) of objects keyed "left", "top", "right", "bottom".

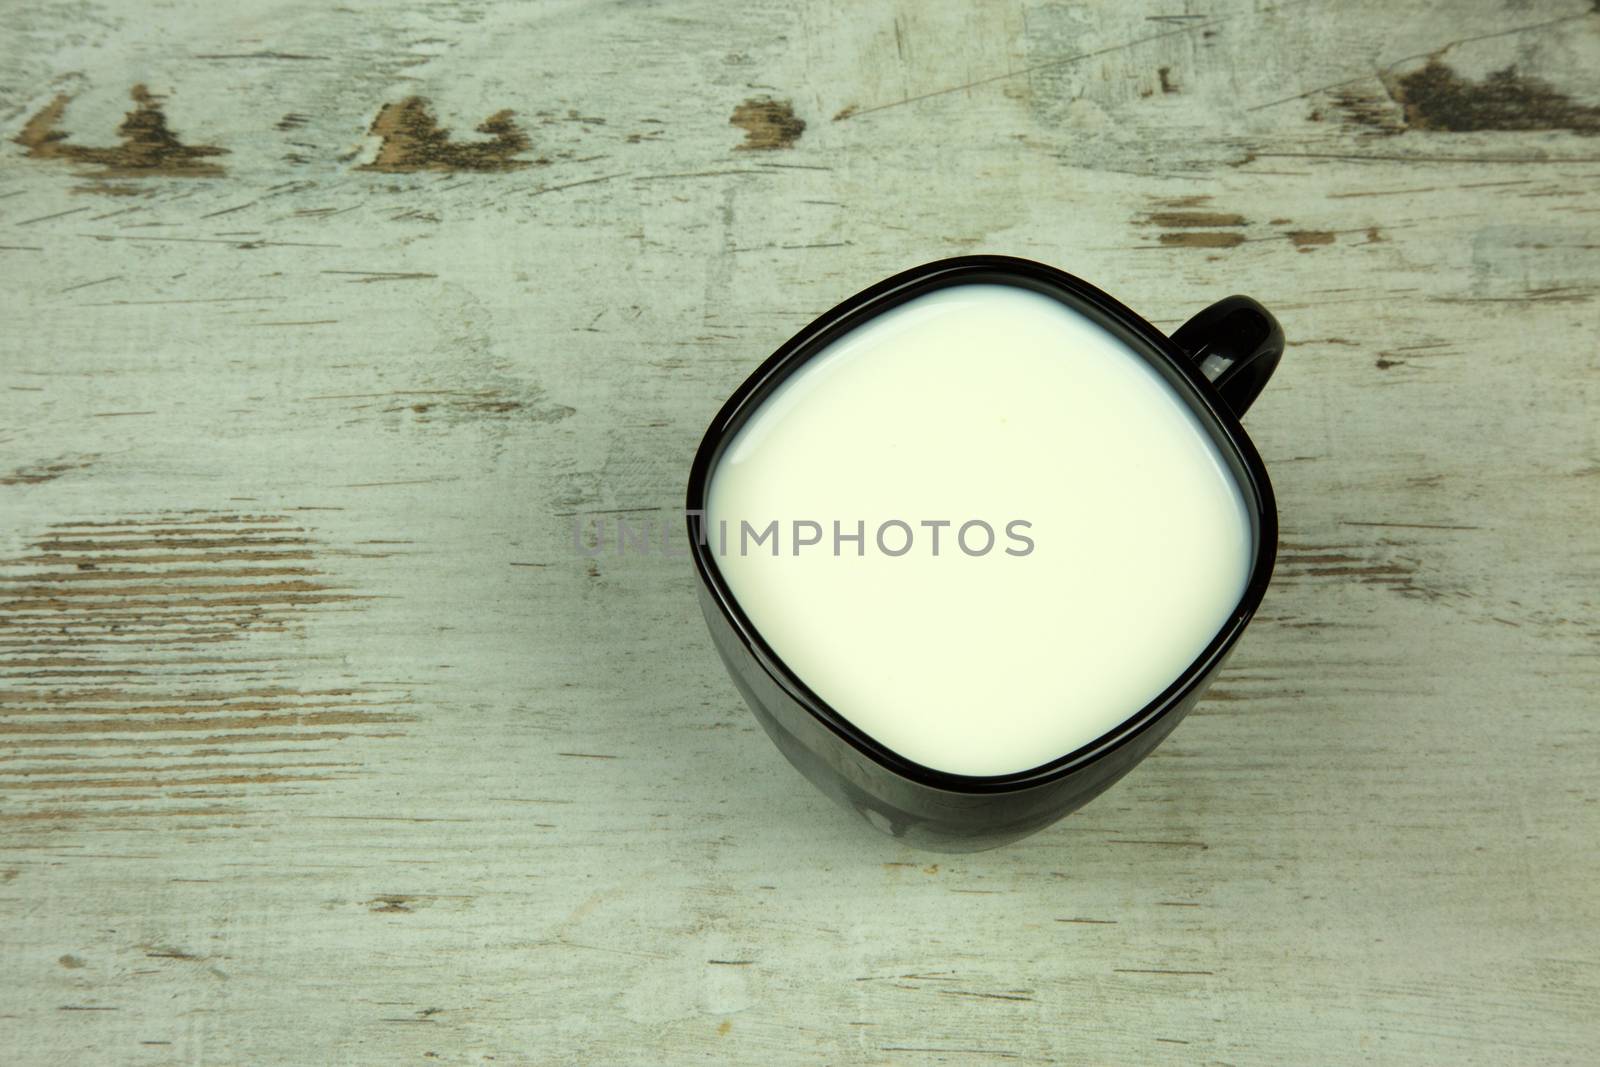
[{"left": 1170, "top": 295, "right": 1284, "bottom": 417}]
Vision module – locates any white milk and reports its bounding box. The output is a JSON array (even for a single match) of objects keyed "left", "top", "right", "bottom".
[{"left": 705, "top": 283, "right": 1251, "bottom": 777}]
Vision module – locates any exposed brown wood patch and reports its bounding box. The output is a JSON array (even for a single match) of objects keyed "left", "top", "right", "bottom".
[
  {"left": 1142, "top": 198, "right": 1247, "bottom": 249},
  {"left": 1287, "top": 230, "right": 1337, "bottom": 249},
  {"left": 359, "top": 97, "right": 533, "bottom": 172},
  {"left": 1391, "top": 61, "right": 1600, "bottom": 135},
  {"left": 305, "top": 387, "right": 575, "bottom": 428},
  {"left": 730, "top": 98, "right": 806, "bottom": 150},
  {"left": 1143, "top": 199, "right": 1347, "bottom": 252},
  {"left": 1158, "top": 231, "right": 1245, "bottom": 248},
  {"left": 1145, "top": 211, "right": 1246, "bottom": 228},
  {"left": 0, "top": 513, "right": 412, "bottom": 823},
  {"left": 368, "top": 894, "right": 416, "bottom": 913},
  {"left": 14, "top": 86, "right": 227, "bottom": 177},
  {"left": 1326, "top": 87, "right": 1407, "bottom": 135},
  {"left": 0, "top": 455, "right": 96, "bottom": 486},
  {"left": 1334, "top": 62, "right": 1600, "bottom": 136},
  {"left": 1274, "top": 539, "right": 1424, "bottom": 596}
]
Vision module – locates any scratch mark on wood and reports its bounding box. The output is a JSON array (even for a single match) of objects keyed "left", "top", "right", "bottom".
[
  {"left": 142, "top": 946, "right": 199, "bottom": 960},
  {"left": 938, "top": 989, "right": 1036, "bottom": 1002},
  {"left": 1249, "top": 10, "right": 1596, "bottom": 111},
  {"left": 320, "top": 270, "right": 438, "bottom": 282},
  {"left": 835, "top": 17, "right": 1222, "bottom": 120},
  {"left": 879, "top": 1047, "right": 1019, "bottom": 1060},
  {"left": 17, "top": 206, "right": 92, "bottom": 225},
  {"left": 191, "top": 51, "right": 328, "bottom": 61},
  {"left": 632, "top": 169, "right": 767, "bottom": 181},
  {"left": 1339, "top": 520, "right": 1480, "bottom": 531},
  {"left": 248, "top": 320, "right": 338, "bottom": 327},
  {"left": 46, "top": 517, "right": 294, "bottom": 535},
  {"left": 341, "top": 479, "right": 457, "bottom": 489},
  {"left": 198, "top": 200, "right": 258, "bottom": 219},
  {"left": 528, "top": 172, "right": 630, "bottom": 197},
  {"left": 1113, "top": 968, "right": 1215, "bottom": 975},
  {"left": 80, "top": 235, "right": 337, "bottom": 249},
  {"left": 15, "top": 86, "right": 227, "bottom": 178},
  {"left": 57, "top": 275, "right": 122, "bottom": 293},
  {"left": 1243, "top": 148, "right": 1600, "bottom": 164}
]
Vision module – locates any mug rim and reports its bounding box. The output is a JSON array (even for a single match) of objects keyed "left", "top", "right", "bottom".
[{"left": 685, "top": 255, "right": 1278, "bottom": 795}]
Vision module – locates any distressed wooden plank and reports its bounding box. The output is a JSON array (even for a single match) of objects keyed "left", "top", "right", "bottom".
[{"left": 1, "top": 0, "right": 1597, "bottom": 1063}]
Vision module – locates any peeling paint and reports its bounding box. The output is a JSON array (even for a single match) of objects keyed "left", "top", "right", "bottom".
[
  {"left": 15, "top": 86, "right": 227, "bottom": 177},
  {"left": 1146, "top": 211, "right": 1245, "bottom": 228},
  {"left": 1142, "top": 199, "right": 1248, "bottom": 249},
  {"left": 305, "top": 387, "right": 575, "bottom": 429},
  {"left": 1274, "top": 540, "right": 1425, "bottom": 597},
  {"left": 1158, "top": 231, "right": 1245, "bottom": 248},
  {"left": 1392, "top": 61, "right": 1600, "bottom": 135},
  {"left": 1336, "top": 61, "right": 1600, "bottom": 136},
  {"left": 730, "top": 98, "right": 806, "bottom": 150},
  {"left": 1, "top": 455, "right": 96, "bottom": 486},
  {"left": 1328, "top": 87, "right": 1407, "bottom": 135},
  {"left": 359, "top": 97, "right": 533, "bottom": 172},
  {"left": 1287, "top": 230, "right": 1337, "bottom": 249},
  {"left": 0, "top": 513, "right": 411, "bottom": 823}
]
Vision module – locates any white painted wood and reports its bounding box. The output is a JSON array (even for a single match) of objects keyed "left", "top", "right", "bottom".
[{"left": 2, "top": 1, "right": 1597, "bottom": 1062}]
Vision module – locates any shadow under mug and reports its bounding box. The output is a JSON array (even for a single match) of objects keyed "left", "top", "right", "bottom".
[{"left": 686, "top": 256, "right": 1282, "bottom": 852}]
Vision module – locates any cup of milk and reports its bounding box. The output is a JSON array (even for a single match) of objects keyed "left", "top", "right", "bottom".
[{"left": 686, "top": 256, "right": 1282, "bottom": 851}]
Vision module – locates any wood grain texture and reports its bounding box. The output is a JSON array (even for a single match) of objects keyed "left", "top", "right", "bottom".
[{"left": 2, "top": 0, "right": 1597, "bottom": 1063}]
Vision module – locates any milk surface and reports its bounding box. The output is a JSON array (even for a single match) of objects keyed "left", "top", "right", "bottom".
[{"left": 705, "top": 283, "right": 1251, "bottom": 777}]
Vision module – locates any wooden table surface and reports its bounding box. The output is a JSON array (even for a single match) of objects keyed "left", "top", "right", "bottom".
[{"left": 3, "top": 1, "right": 1597, "bottom": 1062}]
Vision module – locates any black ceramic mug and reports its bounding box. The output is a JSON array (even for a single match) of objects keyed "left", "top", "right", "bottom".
[{"left": 686, "top": 256, "right": 1281, "bottom": 851}]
